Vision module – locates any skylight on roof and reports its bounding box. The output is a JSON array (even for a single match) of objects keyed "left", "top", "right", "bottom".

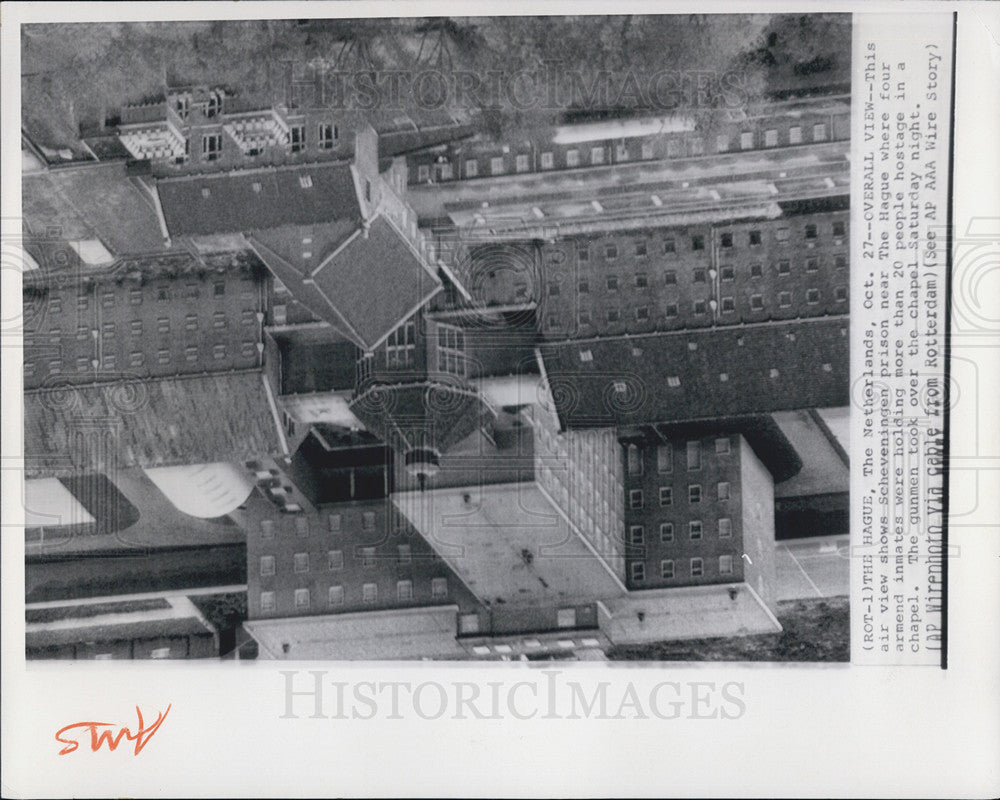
[
  {"left": 770, "top": 368, "right": 780, "bottom": 378},
  {"left": 613, "top": 381, "right": 627, "bottom": 393},
  {"left": 719, "top": 373, "right": 729, "bottom": 382},
  {"left": 299, "top": 175, "right": 313, "bottom": 188},
  {"left": 201, "top": 187, "right": 211, "bottom": 198},
  {"left": 667, "top": 376, "right": 680, "bottom": 387},
  {"left": 579, "top": 349, "right": 593, "bottom": 362},
  {"left": 252, "top": 182, "right": 262, "bottom": 193}
]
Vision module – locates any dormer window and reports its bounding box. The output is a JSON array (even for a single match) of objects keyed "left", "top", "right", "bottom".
[{"left": 299, "top": 175, "right": 313, "bottom": 189}]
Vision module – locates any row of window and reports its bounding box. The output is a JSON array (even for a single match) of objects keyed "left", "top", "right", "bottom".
[
  {"left": 191, "top": 123, "right": 339, "bottom": 163},
  {"left": 629, "top": 482, "right": 731, "bottom": 509},
  {"left": 630, "top": 518, "right": 733, "bottom": 544},
  {"left": 571, "top": 221, "right": 846, "bottom": 262},
  {"left": 25, "top": 341, "right": 258, "bottom": 376},
  {"left": 556, "top": 255, "right": 848, "bottom": 296},
  {"left": 627, "top": 439, "right": 729, "bottom": 475},
  {"left": 260, "top": 545, "right": 413, "bottom": 575},
  {"left": 631, "top": 555, "right": 734, "bottom": 582},
  {"left": 558, "top": 287, "right": 847, "bottom": 328},
  {"left": 63, "top": 280, "right": 239, "bottom": 312},
  {"left": 417, "top": 122, "right": 835, "bottom": 182},
  {"left": 259, "top": 576, "right": 448, "bottom": 612},
  {"left": 259, "top": 512, "right": 377, "bottom": 539}
]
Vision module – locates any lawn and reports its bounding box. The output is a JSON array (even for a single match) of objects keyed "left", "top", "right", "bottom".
[{"left": 607, "top": 596, "right": 849, "bottom": 662}]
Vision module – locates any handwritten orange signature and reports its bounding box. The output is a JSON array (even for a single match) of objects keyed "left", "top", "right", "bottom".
[{"left": 55, "top": 705, "right": 171, "bottom": 756}]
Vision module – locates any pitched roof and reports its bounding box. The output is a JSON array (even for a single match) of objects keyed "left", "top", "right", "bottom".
[
  {"left": 22, "top": 162, "right": 167, "bottom": 260},
  {"left": 156, "top": 162, "right": 361, "bottom": 237},
  {"left": 349, "top": 379, "right": 494, "bottom": 458},
  {"left": 538, "top": 317, "right": 849, "bottom": 429},
  {"left": 251, "top": 216, "right": 441, "bottom": 352},
  {"left": 24, "top": 371, "right": 284, "bottom": 477}
]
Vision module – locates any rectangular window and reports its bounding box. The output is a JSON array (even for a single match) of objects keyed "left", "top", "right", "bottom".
[
  {"left": 717, "top": 481, "right": 731, "bottom": 501},
  {"left": 202, "top": 133, "right": 222, "bottom": 160},
  {"left": 740, "top": 131, "right": 754, "bottom": 150},
  {"left": 566, "top": 149, "right": 579, "bottom": 167},
  {"left": 431, "top": 577, "right": 448, "bottom": 599},
  {"left": 635, "top": 273, "right": 648, "bottom": 288},
  {"left": 789, "top": 125, "right": 802, "bottom": 144},
  {"left": 690, "top": 558, "right": 704, "bottom": 577},
  {"left": 719, "top": 555, "right": 734, "bottom": 576},
  {"left": 577, "top": 244, "right": 589, "bottom": 263},
  {"left": 212, "top": 344, "right": 227, "bottom": 360},
  {"left": 721, "top": 297, "right": 735, "bottom": 313},
  {"left": 75, "top": 356, "right": 90, "bottom": 373},
  {"left": 362, "top": 511, "right": 376, "bottom": 530},
  {"left": 634, "top": 239, "right": 648, "bottom": 257},
  {"left": 832, "top": 220, "right": 846, "bottom": 237},
  {"left": 386, "top": 319, "right": 416, "bottom": 368},
  {"left": 156, "top": 349, "right": 171, "bottom": 365},
  {"left": 664, "top": 270, "right": 677, "bottom": 286},
  {"left": 590, "top": 146, "right": 605, "bottom": 164},
  {"left": 659, "top": 486, "right": 673, "bottom": 507},
  {"left": 660, "top": 522, "right": 674, "bottom": 543},
  {"left": 128, "top": 352, "right": 144, "bottom": 368},
  {"left": 778, "top": 291, "right": 793, "bottom": 308},
  {"left": 627, "top": 444, "right": 643, "bottom": 475},
  {"left": 290, "top": 125, "right": 306, "bottom": 152},
  {"left": 661, "top": 560, "right": 675, "bottom": 579},
  {"left": 362, "top": 583, "right": 378, "bottom": 604},
  {"left": 806, "top": 257, "right": 819, "bottom": 273},
  {"left": 806, "top": 288, "right": 821, "bottom": 304},
  {"left": 293, "top": 552, "right": 309, "bottom": 573},
  {"left": 720, "top": 232, "right": 733, "bottom": 248},
  {"left": 606, "top": 308, "right": 620, "bottom": 324},
  {"left": 606, "top": 275, "right": 619, "bottom": 291},
  {"left": 719, "top": 518, "right": 733, "bottom": 538},
  {"left": 212, "top": 312, "right": 227, "bottom": 329},
  {"left": 750, "top": 263, "right": 763, "bottom": 279},
  {"left": 459, "top": 613, "right": 480, "bottom": 634},
  {"left": 295, "top": 516, "right": 309, "bottom": 537},
  {"left": 557, "top": 608, "right": 577, "bottom": 628},
  {"left": 666, "top": 140, "right": 681, "bottom": 157},
  {"left": 260, "top": 592, "right": 275, "bottom": 612},
  {"left": 835, "top": 286, "right": 848, "bottom": 302},
  {"left": 636, "top": 306, "right": 649, "bottom": 321},
  {"left": 629, "top": 525, "right": 644, "bottom": 546},
  {"left": 184, "top": 346, "right": 198, "bottom": 362},
  {"left": 693, "top": 268, "right": 706, "bottom": 283},
  {"left": 691, "top": 235, "right": 705, "bottom": 251},
  {"left": 417, "top": 164, "right": 430, "bottom": 182},
  {"left": 629, "top": 489, "right": 644, "bottom": 509},
  {"left": 128, "top": 289, "right": 143, "bottom": 305},
  {"left": 663, "top": 237, "right": 676, "bottom": 254},
  {"left": 398, "top": 544, "right": 411, "bottom": 565},
  {"left": 716, "top": 133, "right": 730, "bottom": 152},
  {"left": 294, "top": 588, "right": 310, "bottom": 609},
  {"left": 515, "top": 153, "right": 530, "bottom": 172},
  {"left": 260, "top": 555, "right": 275, "bottom": 576},
  {"left": 361, "top": 547, "right": 376, "bottom": 568},
  {"left": 318, "top": 123, "right": 337, "bottom": 149},
  {"left": 721, "top": 266, "right": 735, "bottom": 281},
  {"left": 540, "top": 152, "right": 554, "bottom": 169},
  {"left": 804, "top": 223, "right": 818, "bottom": 240},
  {"left": 605, "top": 243, "right": 618, "bottom": 260},
  {"left": 686, "top": 441, "right": 701, "bottom": 471},
  {"left": 813, "top": 123, "right": 827, "bottom": 141},
  {"left": 328, "top": 550, "right": 344, "bottom": 570},
  {"left": 750, "top": 294, "right": 764, "bottom": 310},
  {"left": 657, "top": 444, "right": 672, "bottom": 473},
  {"left": 464, "top": 159, "right": 479, "bottom": 178},
  {"left": 776, "top": 227, "right": 790, "bottom": 242},
  {"left": 397, "top": 580, "right": 414, "bottom": 601},
  {"left": 490, "top": 156, "right": 505, "bottom": 175},
  {"left": 436, "top": 324, "right": 466, "bottom": 377},
  {"left": 689, "top": 484, "right": 702, "bottom": 504},
  {"left": 630, "top": 562, "right": 645, "bottom": 582},
  {"left": 664, "top": 303, "right": 678, "bottom": 318},
  {"left": 689, "top": 520, "right": 703, "bottom": 540},
  {"left": 328, "top": 585, "right": 344, "bottom": 606},
  {"left": 642, "top": 140, "right": 655, "bottom": 159},
  {"left": 715, "top": 437, "right": 731, "bottom": 455},
  {"left": 777, "top": 259, "right": 791, "bottom": 276}
]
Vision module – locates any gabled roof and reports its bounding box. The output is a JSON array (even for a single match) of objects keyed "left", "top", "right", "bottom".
[
  {"left": 24, "top": 371, "right": 284, "bottom": 478},
  {"left": 538, "top": 317, "right": 849, "bottom": 429},
  {"left": 251, "top": 216, "right": 441, "bottom": 352},
  {"left": 156, "top": 161, "right": 361, "bottom": 237}
]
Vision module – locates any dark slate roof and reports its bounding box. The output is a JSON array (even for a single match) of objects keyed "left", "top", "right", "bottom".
[
  {"left": 349, "top": 379, "right": 494, "bottom": 458},
  {"left": 309, "top": 216, "right": 441, "bottom": 351},
  {"left": 539, "top": 318, "right": 849, "bottom": 429},
  {"left": 24, "top": 371, "right": 284, "bottom": 477},
  {"left": 156, "top": 162, "right": 361, "bottom": 237},
  {"left": 22, "top": 163, "right": 167, "bottom": 259}
]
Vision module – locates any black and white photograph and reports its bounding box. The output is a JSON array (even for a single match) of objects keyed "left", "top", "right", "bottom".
[
  {"left": 2, "top": 3, "right": 998, "bottom": 798},
  {"left": 19, "top": 13, "right": 853, "bottom": 663}
]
